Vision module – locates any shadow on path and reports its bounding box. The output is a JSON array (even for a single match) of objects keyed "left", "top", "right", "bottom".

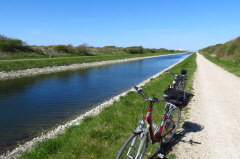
[{"left": 149, "top": 121, "right": 204, "bottom": 159}]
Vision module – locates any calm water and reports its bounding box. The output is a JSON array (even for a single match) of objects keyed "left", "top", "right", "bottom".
[{"left": 0, "top": 53, "right": 191, "bottom": 153}]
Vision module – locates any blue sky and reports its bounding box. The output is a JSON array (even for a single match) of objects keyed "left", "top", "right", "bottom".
[{"left": 1, "top": 0, "right": 240, "bottom": 50}]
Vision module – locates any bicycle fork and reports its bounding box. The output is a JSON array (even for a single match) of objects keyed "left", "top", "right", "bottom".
[{"left": 127, "top": 120, "right": 149, "bottom": 159}]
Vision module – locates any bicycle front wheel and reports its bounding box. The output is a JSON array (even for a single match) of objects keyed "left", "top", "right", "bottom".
[
  {"left": 116, "top": 132, "right": 148, "bottom": 159},
  {"left": 161, "top": 106, "right": 181, "bottom": 144}
]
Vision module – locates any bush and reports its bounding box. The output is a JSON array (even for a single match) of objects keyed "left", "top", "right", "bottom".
[
  {"left": 0, "top": 35, "right": 181, "bottom": 57},
  {"left": 0, "top": 35, "right": 32, "bottom": 52},
  {"left": 75, "top": 43, "right": 92, "bottom": 56},
  {"left": 200, "top": 36, "right": 240, "bottom": 61},
  {"left": 53, "top": 45, "right": 74, "bottom": 54},
  {"left": 126, "top": 46, "right": 144, "bottom": 54},
  {"left": 144, "top": 48, "right": 157, "bottom": 53},
  {"left": 103, "top": 46, "right": 116, "bottom": 48},
  {"left": 233, "top": 49, "right": 240, "bottom": 64},
  {"left": 32, "top": 48, "right": 44, "bottom": 55}
]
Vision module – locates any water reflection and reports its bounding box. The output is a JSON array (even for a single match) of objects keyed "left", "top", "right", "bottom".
[{"left": 0, "top": 68, "right": 92, "bottom": 96}]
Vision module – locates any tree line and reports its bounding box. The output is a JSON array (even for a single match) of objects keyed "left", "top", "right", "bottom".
[{"left": 0, "top": 35, "right": 183, "bottom": 56}]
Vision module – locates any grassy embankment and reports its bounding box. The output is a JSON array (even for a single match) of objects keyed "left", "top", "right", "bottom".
[
  {"left": 200, "top": 36, "right": 240, "bottom": 62},
  {"left": 0, "top": 52, "right": 182, "bottom": 72},
  {"left": 202, "top": 53, "right": 240, "bottom": 77},
  {"left": 199, "top": 36, "right": 240, "bottom": 77},
  {"left": 20, "top": 53, "right": 196, "bottom": 159}
]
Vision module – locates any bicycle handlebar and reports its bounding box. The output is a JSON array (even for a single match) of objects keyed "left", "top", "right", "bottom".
[
  {"left": 134, "top": 86, "right": 164, "bottom": 103},
  {"left": 134, "top": 86, "right": 148, "bottom": 99}
]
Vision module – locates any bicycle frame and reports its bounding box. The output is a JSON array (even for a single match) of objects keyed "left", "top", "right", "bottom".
[{"left": 134, "top": 102, "right": 177, "bottom": 144}]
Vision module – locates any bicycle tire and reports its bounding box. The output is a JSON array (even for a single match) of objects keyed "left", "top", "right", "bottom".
[
  {"left": 161, "top": 106, "right": 181, "bottom": 144},
  {"left": 116, "top": 132, "right": 148, "bottom": 159}
]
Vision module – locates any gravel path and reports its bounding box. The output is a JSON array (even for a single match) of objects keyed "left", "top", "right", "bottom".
[{"left": 175, "top": 53, "right": 240, "bottom": 159}]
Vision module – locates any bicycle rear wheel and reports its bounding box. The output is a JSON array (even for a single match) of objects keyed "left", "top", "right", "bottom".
[
  {"left": 161, "top": 105, "right": 181, "bottom": 144},
  {"left": 116, "top": 132, "right": 148, "bottom": 159}
]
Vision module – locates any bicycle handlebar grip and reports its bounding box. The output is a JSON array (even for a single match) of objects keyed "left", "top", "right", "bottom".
[
  {"left": 152, "top": 97, "right": 159, "bottom": 102},
  {"left": 134, "top": 86, "right": 142, "bottom": 92},
  {"left": 134, "top": 86, "right": 145, "bottom": 97},
  {"left": 134, "top": 86, "right": 139, "bottom": 90}
]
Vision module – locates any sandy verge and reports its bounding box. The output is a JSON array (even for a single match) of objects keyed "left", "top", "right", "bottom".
[
  {"left": 174, "top": 54, "right": 240, "bottom": 159},
  {"left": 0, "top": 54, "right": 191, "bottom": 158},
  {"left": 0, "top": 53, "right": 185, "bottom": 81}
]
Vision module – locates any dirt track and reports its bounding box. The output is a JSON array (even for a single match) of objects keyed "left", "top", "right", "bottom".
[{"left": 175, "top": 54, "right": 240, "bottom": 159}]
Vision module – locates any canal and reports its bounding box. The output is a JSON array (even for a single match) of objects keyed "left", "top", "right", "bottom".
[{"left": 0, "top": 52, "right": 191, "bottom": 153}]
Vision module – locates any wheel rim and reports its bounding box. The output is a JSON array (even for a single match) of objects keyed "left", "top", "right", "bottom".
[
  {"left": 161, "top": 107, "right": 180, "bottom": 143},
  {"left": 119, "top": 133, "right": 147, "bottom": 159}
]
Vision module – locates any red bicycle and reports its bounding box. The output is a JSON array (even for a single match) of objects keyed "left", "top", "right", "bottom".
[{"left": 116, "top": 70, "right": 193, "bottom": 159}]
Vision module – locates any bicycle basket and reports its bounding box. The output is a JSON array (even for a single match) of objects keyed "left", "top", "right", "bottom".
[{"left": 164, "top": 88, "right": 194, "bottom": 108}]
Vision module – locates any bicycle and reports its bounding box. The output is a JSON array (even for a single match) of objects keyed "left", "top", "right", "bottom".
[
  {"left": 116, "top": 70, "right": 193, "bottom": 159},
  {"left": 166, "top": 69, "right": 187, "bottom": 90}
]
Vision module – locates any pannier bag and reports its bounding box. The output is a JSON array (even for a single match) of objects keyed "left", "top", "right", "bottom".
[{"left": 164, "top": 88, "right": 194, "bottom": 108}]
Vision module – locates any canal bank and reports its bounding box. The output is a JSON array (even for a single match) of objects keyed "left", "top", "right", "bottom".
[
  {"left": 0, "top": 53, "right": 188, "bottom": 81},
  {"left": 1, "top": 53, "right": 195, "bottom": 159}
]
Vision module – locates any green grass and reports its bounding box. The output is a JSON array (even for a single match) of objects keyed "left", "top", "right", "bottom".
[
  {"left": 0, "top": 54, "right": 48, "bottom": 60},
  {"left": 202, "top": 53, "right": 240, "bottom": 77},
  {"left": 0, "top": 52, "right": 181, "bottom": 71},
  {"left": 20, "top": 53, "right": 196, "bottom": 159},
  {"left": 0, "top": 52, "right": 92, "bottom": 60},
  {"left": 167, "top": 154, "right": 176, "bottom": 159}
]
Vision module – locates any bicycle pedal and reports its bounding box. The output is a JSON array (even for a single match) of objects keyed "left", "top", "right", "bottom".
[{"left": 157, "top": 153, "right": 165, "bottom": 158}]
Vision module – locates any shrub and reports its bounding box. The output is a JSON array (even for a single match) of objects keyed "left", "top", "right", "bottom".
[
  {"left": 75, "top": 43, "right": 92, "bottom": 56},
  {"left": 0, "top": 35, "right": 33, "bottom": 52},
  {"left": 33, "top": 48, "right": 44, "bottom": 55},
  {"left": 233, "top": 49, "right": 240, "bottom": 64},
  {"left": 144, "top": 48, "right": 157, "bottom": 53},
  {"left": 103, "top": 46, "right": 116, "bottom": 48},
  {"left": 53, "top": 45, "right": 74, "bottom": 54},
  {"left": 200, "top": 36, "right": 240, "bottom": 61},
  {"left": 126, "top": 46, "right": 144, "bottom": 54}
]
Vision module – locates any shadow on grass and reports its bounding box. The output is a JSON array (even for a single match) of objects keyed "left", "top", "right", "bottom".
[{"left": 149, "top": 121, "right": 204, "bottom": 159}]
